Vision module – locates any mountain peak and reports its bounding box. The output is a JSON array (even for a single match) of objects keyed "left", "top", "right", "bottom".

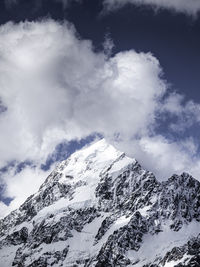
[{"left": 0, "top": 139, "right": 199, "bottom": 267}]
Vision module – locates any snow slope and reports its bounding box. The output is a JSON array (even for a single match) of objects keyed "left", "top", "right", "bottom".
[{"left": 0, "top": 139, "right": 199, "bottom": 267}]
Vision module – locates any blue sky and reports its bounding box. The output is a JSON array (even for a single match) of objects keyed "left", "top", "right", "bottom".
[{"left": 0, "top": 0, "right": 200, "bottom": 217}]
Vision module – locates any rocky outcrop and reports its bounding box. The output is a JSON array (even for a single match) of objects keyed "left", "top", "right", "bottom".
[{"left": 0, "top": 139, "right": 199, "bottom": 267}]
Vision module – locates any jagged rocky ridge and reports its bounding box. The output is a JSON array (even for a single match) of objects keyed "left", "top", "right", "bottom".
[{"left": 0, "top": 139, "right": 199, "bottom": 267}]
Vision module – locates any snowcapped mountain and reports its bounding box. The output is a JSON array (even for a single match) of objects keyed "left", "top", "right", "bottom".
[{"left": 0, "top": 139, "right": 200, "bottom": 267}]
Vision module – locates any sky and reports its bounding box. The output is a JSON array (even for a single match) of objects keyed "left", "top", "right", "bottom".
[{"left": 0, "top": 0, "right": 200, "bottom": 218}]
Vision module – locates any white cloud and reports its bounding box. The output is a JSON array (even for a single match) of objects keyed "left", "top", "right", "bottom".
[
  {"left": 5, "top": 0, "right": 200, "bottom": 16},
  {"left": 0, "top": 19, "right": 200, "bottom": 217},
  {"left": 0, "top": 19, "right": 167, "bottom": 215},
  {"left": 0, "top": 165, "right": 54, "bottom": 218},
  {"left": 112, "top": 135, "right": 200, "bottom": 180},
  {"left": 137, "top": 136, "right": 199, "bottom": 178},
  {"left": 103, "top": 0, "right": 200, "bottom": 16},
  {"left": 0, "top": 19, "right": 166, "bottom": 168},
  {"left": 161, "top": 92, "right": 200, "bottom": 132},
  {"left": 0, "top": 201, "right": 8, "bottom": 219}
]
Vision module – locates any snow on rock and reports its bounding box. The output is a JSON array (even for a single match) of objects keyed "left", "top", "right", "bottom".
[{"left": 0, "top": 139, "right": 199, "bottom": 266}]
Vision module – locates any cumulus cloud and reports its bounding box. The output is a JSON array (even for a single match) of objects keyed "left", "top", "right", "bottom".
[
  {"left": 1, "top": 19, "right": 200, "bottom": 217},
  {"left": 138, "top": 136, "right": 200, "bottom": 179},
  {"left": 103, "top": 0, "right": 200, "bottom": 16},
  {"left": 0, "top": 19, "right": 166, "bottom": 215},
  {"left": 0, "top": 165, "right": 55, "bottom": 218},
  {"left": 162, "top": 93, "right": 200, "bottom": 132},
  {"left": 0, "top": 19, "right": 166, "bottom": 168},
  {"left": 113, "top": 135, "right": 200, "bottom": 180}
]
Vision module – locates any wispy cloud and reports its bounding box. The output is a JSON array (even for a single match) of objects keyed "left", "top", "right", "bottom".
[
  {"left": 5, "top": 0, "right": 200, "bottom": 17},
  {"left": 103, "top": 0, "right": 200, "bottom": 17},
  {"left": 4, "top": 0, "right": 81, "bottom": 9}
]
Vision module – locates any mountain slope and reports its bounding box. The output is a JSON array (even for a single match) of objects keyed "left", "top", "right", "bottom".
[{"left": 0, "top": 139, "right": 199, "bottom": 267}]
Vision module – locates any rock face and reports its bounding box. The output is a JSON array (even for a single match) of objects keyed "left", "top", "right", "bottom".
[{"left": 0, "top": 139, "right": 199, "bottom": 267}]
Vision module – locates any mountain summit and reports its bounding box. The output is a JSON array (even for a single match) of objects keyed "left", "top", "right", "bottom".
[{"left": 0, "top": 139, "right": 200, "bottom": 267}]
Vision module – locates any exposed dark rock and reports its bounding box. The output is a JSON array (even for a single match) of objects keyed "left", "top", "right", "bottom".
[{"left": 0, "top": 140, "right": 199, "bottom": 267}]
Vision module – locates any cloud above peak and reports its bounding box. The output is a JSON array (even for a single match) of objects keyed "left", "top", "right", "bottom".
[
  {"left": 0, "top": 19, "right": 166, "bottom": 168},
  {"left": 1, "top": 18, "right": 200, "bottom": 217},
  {"left": 103, "top": 0, "right": 200, "bottom": 16}
]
